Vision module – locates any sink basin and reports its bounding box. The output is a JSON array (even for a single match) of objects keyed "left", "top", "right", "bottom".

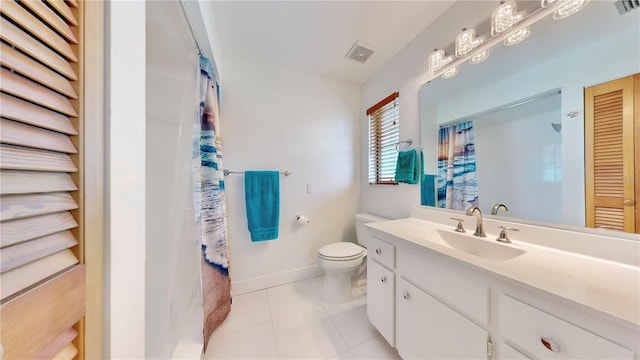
[{"left": 430, "top": 229, "right": 526, "bottom": 261}]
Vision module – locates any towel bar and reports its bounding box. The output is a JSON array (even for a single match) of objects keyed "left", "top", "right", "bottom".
[
  {"left": 223, "top": 170, "right": 293, "bottom": 176},
  {"left": 387, "top": 139, "right": 412, "bottom": 152}
]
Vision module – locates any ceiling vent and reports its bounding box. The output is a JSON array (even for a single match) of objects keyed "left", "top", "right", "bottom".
[
  {"left": 614, "top": 0, "right": 640, "bottom": 14},
  {"left": 346, "top": 41, "right": 374, "bottom": 63}
]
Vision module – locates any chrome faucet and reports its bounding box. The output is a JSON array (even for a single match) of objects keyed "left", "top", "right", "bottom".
[
  {"left": 491, "top": 203, "right": 508, "bottom": 215},
  {"left": 465, "top": 206, "right": 487, "bottom": 237}
]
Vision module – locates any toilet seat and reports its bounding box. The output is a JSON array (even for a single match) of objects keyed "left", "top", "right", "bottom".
[{"left": 318, "top": 242, "right": 365, "bottom": 261}]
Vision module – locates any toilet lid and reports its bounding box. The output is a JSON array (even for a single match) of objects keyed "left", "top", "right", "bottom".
[{"left": 319, "top": 242, "right": 364, "bottom": 260}]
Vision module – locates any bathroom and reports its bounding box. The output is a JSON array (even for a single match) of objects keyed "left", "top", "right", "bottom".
[{"left": 0, "top": 0, "right": 638, "bottom": 359}]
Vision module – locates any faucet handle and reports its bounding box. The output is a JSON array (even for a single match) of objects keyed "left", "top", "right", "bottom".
[
  {"left": 450, "top": 217, "right": 466, "bottom": 233},
  {"left": 497, "top": 226, "right": 519, "bottom": 243}
]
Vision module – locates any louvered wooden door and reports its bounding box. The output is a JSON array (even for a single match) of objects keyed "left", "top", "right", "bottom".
[
  {"left": 0, "top": 0, "right": 93, "bottom": 358},
  {"left": 584, "top": 74, "right": 639, "bottom": 233}
]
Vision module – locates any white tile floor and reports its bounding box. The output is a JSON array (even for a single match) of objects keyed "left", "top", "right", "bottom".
[{"left": 204, "top": 276, "right": 401, "bottom": 360}]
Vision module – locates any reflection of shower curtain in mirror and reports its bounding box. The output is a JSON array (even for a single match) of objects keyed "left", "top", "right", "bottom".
[
  {"left": 437, "top": 120, "right": 479, "bottom": 210},
  {"left": 193, "top": 55, "right": 230, "bottom": 351}
]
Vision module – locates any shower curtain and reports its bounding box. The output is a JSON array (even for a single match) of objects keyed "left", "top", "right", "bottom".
[
  {"left": 437, "top": 120, "right": 479, "bottom": 210},
  {"left": 193, "top": 55, "right": 231, "bottom": 351}
]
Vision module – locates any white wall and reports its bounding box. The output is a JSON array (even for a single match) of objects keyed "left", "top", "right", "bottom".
[
  {"left": 219, "top": 52, "right": 361, "bottom": 294},
  {"left": 107, "top": 2, "right": 146, "bottom": 359},
  {"left": 358, "top": 0, "right": 482, "bottom": 220}
]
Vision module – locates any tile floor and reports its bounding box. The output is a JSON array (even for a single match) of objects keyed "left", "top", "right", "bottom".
[{"left": 204, "top": 276, "right": 401, "bottom": 360}]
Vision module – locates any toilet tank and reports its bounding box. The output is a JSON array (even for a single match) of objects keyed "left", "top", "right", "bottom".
[{"left": 355, "top": 213, "right": 389, "bottom": 248}]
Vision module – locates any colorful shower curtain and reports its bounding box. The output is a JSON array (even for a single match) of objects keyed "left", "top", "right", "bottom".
[
  {"left": 437, "top": 120, "right": 479, "bottom": 210},
  {"left": 193, "top": 55, "right": 230, "bottom": 351}
]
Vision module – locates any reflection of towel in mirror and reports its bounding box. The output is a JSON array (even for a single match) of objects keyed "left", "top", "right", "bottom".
[
  {"left": 245, "top": 171, "right": 280, "bottom": 241},
  {"left": 395, "top": 149, "right": 420, "bottom": 184},
  {"left": 421, "top": 174, "right": 436, "bottom": 206}
]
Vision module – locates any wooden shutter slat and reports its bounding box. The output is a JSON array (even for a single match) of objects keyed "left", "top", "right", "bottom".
[
  {"left": 0, "top": 118, "right": 77, "bottom": 154},
  {"left": 0, "top": 192, "right": 78, "bottom": 221},
  {"left": 46, "top": 0, "right": 78, "bottom": 26},
  {"left": 53, "top": 343, "right": 79, "bottom": 360},
  {"left": 35, "top": 328, "right": 78, "bottom": 360},
  {"left": 0, "top": 211, "right": 77, "bottom": 248},
  {"left": 1, "top": 230, "right": 77, "bottom": 273},
  {"left": 0, "top": 18, "right": 77, "bottom": 80},
  {"left": 0, "top": 265, "right": 84, "bottom": 359},
  {"left": 0, "top": 249, "right": 78, "bottom": 301},
  {"left": 0, "top": 0, "right": 77, "bottom": 62},
  {"left": 0, "top": 43, "right": 78, "bottom": 99},
  {"left": 0, "top": 94, "right": 77, "bottom": 135},
  {"left": 1, "top": 170, "right": 77, "bottom": 195},
  {"left": 66, "top": 0, "right": 78, "bottom": 8},
  {"left": 0, "top": 69, "right": 78, "bottom": 117},
  {"left": 0, "top": 144, "right": 77, "bottom": 172},
  {"left": 1, "top": 119, "right": 77, "bottom": 154},
  {"left": 19, "top": 0, "right": 78, "bottom": 44}
]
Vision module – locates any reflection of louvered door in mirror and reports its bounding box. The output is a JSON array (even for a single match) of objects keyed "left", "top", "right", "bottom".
[
  {"left": 0, "top": 0, "right": 101, "bottom": 359},
  {"left": 585, "top": 74, "right": 639, "bottom": 234}
]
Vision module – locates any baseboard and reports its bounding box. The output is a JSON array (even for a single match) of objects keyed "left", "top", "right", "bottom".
[{"left": 231, "top": 265, "right": 323, "bottom": 296}]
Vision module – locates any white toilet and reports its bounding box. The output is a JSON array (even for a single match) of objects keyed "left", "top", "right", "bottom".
[{"left": 317, "top": 213, "right": 388, "bottom": 304}]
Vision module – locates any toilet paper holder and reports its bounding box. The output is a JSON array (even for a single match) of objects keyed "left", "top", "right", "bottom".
[{"left": 296, "top": 214, "right": 310, "bottom": 224}]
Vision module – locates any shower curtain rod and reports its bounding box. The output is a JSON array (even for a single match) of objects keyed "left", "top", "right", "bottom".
[
  {"left": 438, "top": 89, "right": 562, "bottom": 128},
  {"left": 179, "top": 0, "right": 204, "bottom": 55},
  {"left": 223, "top": 170, "right": 293, "bottom": 177}
]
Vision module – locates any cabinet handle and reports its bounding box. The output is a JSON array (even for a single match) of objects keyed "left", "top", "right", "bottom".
[
  {"left": 623, "top": 199, "right": 634, "bottom": 205},
  {"left": 402, "top": 291, "right": 410, "bottom": 300},
  {"left": 375, "top": 248, "right": 382, "bottom": 255},
  {"left": 380, "top": 276, "right": 387, "bottom": 283},
  {"left": 540, "top": 336, "right": 561, "bottom": 353}
]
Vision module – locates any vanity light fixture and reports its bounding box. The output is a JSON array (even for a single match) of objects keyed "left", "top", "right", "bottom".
[
  {"left": 455, "top": 28, "right": 486, "bottom": 57},
  {"left": 429, "top": 49, "right": 458, "bottom": 78},
  {"left": 442, "top": 66, "right": 459, "bottom": 78},
  {"left": 491, "top": 0, "right": 520, "bottom": 35},
  {"left": 503, "top": 24, "right": 531, "bottom": 46},
  {"left": 427, "top": 0, "right": 591, "bottom": 81},
  {"left": 455, "top": 28, "right": 490, "bottom": 64},
  {"left": 542, "top": 0, "right": 591, "bottom": 20}
]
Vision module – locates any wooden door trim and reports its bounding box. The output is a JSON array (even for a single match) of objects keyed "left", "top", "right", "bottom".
[
  {"left": 74, "top": 1, "right": 105, "bottom": 358},
  {"left": 635, "top": 74, "right": 640, "bottom": 232}
]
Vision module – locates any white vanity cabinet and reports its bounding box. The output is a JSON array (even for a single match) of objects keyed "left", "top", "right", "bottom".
[
  {"left": 395, "top": 248, "right": 489, "bottom": 359},
  {"left": 396, "top": 277, "right": 488, "bottom": 359},
  {"left": 498, "top": 295, "right": 634, "bottom": 359},
  {"left": 364, "top": 223, "right": 639, "bottom": 360},
  {"left": 367, "top": 236, "right": 396, "bottom": 346}
]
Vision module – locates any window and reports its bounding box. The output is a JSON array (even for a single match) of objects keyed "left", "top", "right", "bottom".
[{"left": 367, "top": 92, "right": 400, "bottom": 185}]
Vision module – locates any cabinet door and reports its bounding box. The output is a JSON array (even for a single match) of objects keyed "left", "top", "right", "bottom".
[
  {"left": 396, "top": 277, "right": 487, "bottom": 359},
  {"left": 499, "top": 342, "right": 531, "bottom": 360},
  {"left": 367, "top": 259, "right": 395, "bottom": 346}
]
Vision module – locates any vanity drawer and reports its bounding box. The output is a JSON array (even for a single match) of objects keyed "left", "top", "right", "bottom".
[
  {"left": 499, "top": 295, "right": 633, "bottom": 359},
  {"left": 499, "top": 342, "right": 531, "bottom": 360},
  {"left": 368, "top": 236, "right": 395, "bottom": 269},
  {"left": 397, "top": 249, "right": 489, "bottom": 326}
]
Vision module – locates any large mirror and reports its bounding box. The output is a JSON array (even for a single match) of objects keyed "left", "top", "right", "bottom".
[{"left": 419, "top": 1, "right": 639, "bottom": 228}]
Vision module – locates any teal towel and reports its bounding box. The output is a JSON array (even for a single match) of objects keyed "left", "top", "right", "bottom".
[
  {"left": 245, "top": 171, "right": 280, "bottom": 241},
  {"left": 421, "top": 174, "right": 436, "bottom": 206},
  {"left": 395, "top": 149, "right": 420, "bottom": 184}
]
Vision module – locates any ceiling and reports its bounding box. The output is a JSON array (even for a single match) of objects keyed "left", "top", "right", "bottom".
[{"left": 211, "top": 1, "right": 456, "bottom": 85}]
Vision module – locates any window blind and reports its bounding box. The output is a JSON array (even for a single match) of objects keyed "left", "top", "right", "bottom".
[
  {"left": 0, "top": 0, "right": 85, "bottom": 359},
  {"left": 368, "top": 92, "right": 400, "bottom": 185}
]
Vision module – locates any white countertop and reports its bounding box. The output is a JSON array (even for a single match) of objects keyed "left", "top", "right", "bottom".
[{"left": 366, "top": 217, "right": 640, "bottom": 327}]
